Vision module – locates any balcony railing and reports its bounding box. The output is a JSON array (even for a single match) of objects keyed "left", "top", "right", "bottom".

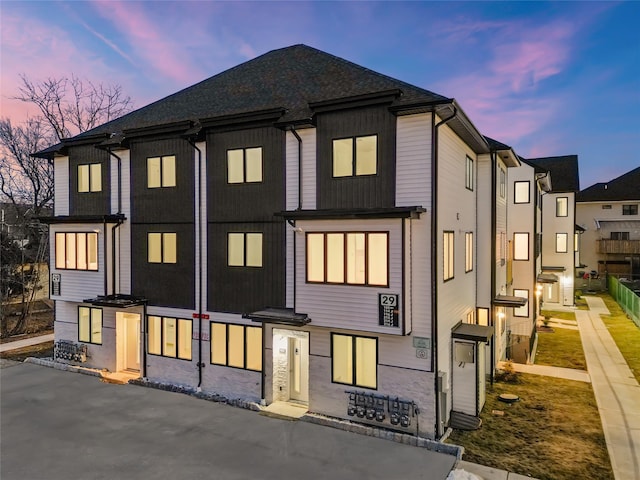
[{"left": 597, "top": 239, "right": 640, "bottom": 254}]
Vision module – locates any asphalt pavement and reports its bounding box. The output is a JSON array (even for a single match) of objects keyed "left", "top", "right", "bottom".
[{"left": 1, "top": 362, "right": 457, "bottom": 480}]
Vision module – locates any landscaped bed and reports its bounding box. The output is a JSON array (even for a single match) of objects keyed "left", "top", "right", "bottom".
[
  {"left": 447, "top": 373, "right": 613, "bottom": 480},
  {"left": 535, "top": 327, "right": 587, "bottom": 370}
]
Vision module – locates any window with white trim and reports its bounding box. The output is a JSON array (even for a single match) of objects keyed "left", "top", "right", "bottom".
[
  {"left": 147, "top": 316, "right": 192, "bottom": 360},
  {"left": 148, "top": 233, "right": 177, "bottom": 263},
  {"left": 228, "top": 233, "right": 263, "bottom": 267},
  {"left": 332, "top": 135, "right": 377, "bottom": 177},
  {"left": 55, "top": 232, "right": 99, "bottom": 271},
  {"left": 465, "top": 156, "right": 474, "bottom": 191},
  {"left": 513, "top": 233, "right": 529, "bottom": 261},
  {"left": 331, "top": 333, "right": 377, "bottom": 389},
  {"left": 78, "top": 163, "right": 102, "bottom": 192},
  {"left": 443, "top": 231, "right": 454, "bottom": 281},
  {"left": 210, "top": 323, "right": 262, "bottom": 371},
  {"left": 556, "top": 197, "right": 568, "bottom": 217},
  {"left": 147, "top": 155, "right": 176, "bottom": 188},
  {"left": 78, "top": 306, "right": 102, "bottom": 344},
  {"left": 556, "top": 233, "right": 568, "bottom": 253},
  {"left": 227, "top": 147, "right": 262, "bottom": 184},
  {"left": 465, "top": 232, "right": 473, "bottom": 272},
  {"left": 514, "top": 181, "right": 530, "bottom": 204}
]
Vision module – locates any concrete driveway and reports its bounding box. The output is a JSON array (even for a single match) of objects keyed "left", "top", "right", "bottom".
[{"left": 1, "top": 363, "right": 456, "bottom": 480}]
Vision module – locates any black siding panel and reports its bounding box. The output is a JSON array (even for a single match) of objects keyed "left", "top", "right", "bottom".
[
  {"left": 69, "top": 146, "right": 111, "bottom": 215},
  {"left": 130, "top": 138, "right": 195, "bottom": 224},
  {"left": 207, "top": 127, "right": 285, "bottom": 223},
  {"left": 316, "top": 106, "right": 396, "bottom": 209},
  {"left": 207, "top": 222, "right": 285, "bottom": 313},
  {"left": 131, "top": 223, "right": 195, "bottom": 309}
]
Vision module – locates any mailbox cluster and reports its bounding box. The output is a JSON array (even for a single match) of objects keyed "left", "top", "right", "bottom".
[
  {"left": 346, "top": 391, "right": 418, "bottom": 428},
  {"left": 54, "top": 340, "right": 87, "bottom": 362}
]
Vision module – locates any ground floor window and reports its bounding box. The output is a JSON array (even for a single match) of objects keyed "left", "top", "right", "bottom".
[
  {"left": 78, "top": 306, "right": 102, "bottom": 344},
  {"left": 210, "top": 323, "right": 262, "bottom": 371},
  {"left": 331, "top": 333, "right": 377, "bottom": 389},
  {"left": 147, "top": 316, "right": 192, "bottom": 360}
]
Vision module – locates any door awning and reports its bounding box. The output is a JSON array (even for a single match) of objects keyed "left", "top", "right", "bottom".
[
  {"left": 243, "top": 308, "right": 311, "bottom": 326},
  {"left": 537, "top": 273, "right": 559, "bottom": 284},
  {"left": 82, "top": 294, "right": 147, "bottom": 308},
  {"left": 493, "top": 295, "right": 528, "bottom": 307},
  {"left": 452, "top": 322, "right": 494, "bottom": 343}
]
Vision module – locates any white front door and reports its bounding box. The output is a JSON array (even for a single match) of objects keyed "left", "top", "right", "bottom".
[
  {"left": 272, "top": 329, "right": 309, "bottom": 404},
  {"left": 289, "top": 337, "right": 309, "bottom": 403},
  {"left": 117, "top": 312, "right": 141, "bottom": 373}
]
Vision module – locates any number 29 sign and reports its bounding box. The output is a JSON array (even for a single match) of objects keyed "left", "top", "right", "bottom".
[{"left": 379, "top": 294, "right": 399, "bottom": 327}]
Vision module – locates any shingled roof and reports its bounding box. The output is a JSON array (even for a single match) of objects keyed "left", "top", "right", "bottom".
[
  {"left": 524, "top": 155, "right": 580, "bottom": 192},
  {"left": 577, "top": 166, "right": 640, "bottom": 202}
]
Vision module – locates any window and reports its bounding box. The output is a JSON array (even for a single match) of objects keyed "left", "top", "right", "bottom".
[
  {"left": 148, "top": 233, "right": 177, "bottom": 263},
  {"left": 443, "top": 231, "right": 454, "bottom": 281},
  {"left": 556, "top": 197, "right": 568, "bottom": 217},
  {"left": 556, "top": 233, "right": 568, "bottom": 253},
  {"left": 514, "top": 181, "right": 530, "bottom": 204},
  {"left": 477, "top": 308, "right": 489, "bottom": 326},
  {"left": 602, "top": 204, "right": 612, "bottom": 210},
  {"left": 499, "top": 231, "right": 506, "bottom": 266},
  {"left": 622, "top": 204, "right": 638, "bottom": 215},
  {"left": 513, "top": 289, "right": 529, "bottom": 317},
  {"left": 306, "top": 232, "right": 388, "bottom": 286},
  {"left": 332, "top": 135, "right": 377, "bottom": 177},
  {"left": 78, "top": 163, "right": 102, "bottom": 192},
  {"left": 147, "top": 155, "right": 176, "bottom": 188},
  {"left": 465, "top": 232, "right": 473, "bottom": 272},
  {"left": 331, "top": 333, "right": 377, "bottom": 389},
  {"left": 147, "top": 316, "right": 192, "bottom": 360},
  {"left": 466, "top": 310, "right": 475, "bottom": 324},
  {"left": 499, "top": 168, "right": 506, "bottom": 198},
  {"left": 55, "top": 232, "right": 99, "bottom": 271},
  {"left": 227, "top": 147, "right": 262, "bottom": 183},
  {"left": 465, "top": 156, "right": 474, "bottom": 191},
  {"left": 611, "top": 232, "right": 630, "bottom": 240},
  {"left": 78, "top": 307, "right": 102, "bottom": 344},
  {"left": 513, "top": 233, "right": 529, "bottom": 261},
  {"left": 228, "top": 233, "right": 263, "bottom": 267},
  {"left": 210, "top": 323, "right": 262, "bottom": 371}
]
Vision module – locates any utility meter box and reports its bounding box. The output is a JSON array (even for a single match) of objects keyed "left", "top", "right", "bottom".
[{"left": 454, "top": 341, "right": 475, "bottom": 363}]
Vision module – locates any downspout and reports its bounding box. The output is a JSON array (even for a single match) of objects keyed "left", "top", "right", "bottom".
[
  {"left": 289, "top": 127, "right": 303, "bottom": 211},
  {"left": 489, "top": 150, "right": 497, "bottom": 385},
  {"left": 185, "top": 137, "right": 204, "bottom": 389},
  {"left": 103, "top": 220, "right": 108, "bottom": 296},
  {"left": 105, "top": 147, "right": 124, "bottom": 296},
  {"left": 432, "top": 105, "right": 457, "bottom": 438}
]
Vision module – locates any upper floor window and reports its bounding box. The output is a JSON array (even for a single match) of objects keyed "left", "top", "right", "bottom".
[
  {"left": 556, "top": 233, "right": 568, "bottom": 253},
  {"left": 210, "top": 323, "right": 262, "bottom": 371},
  {"left": 465, "top": 156, "right": 474, "bottom": 191},
  {"left": 602, "top": 204, "right": 612, "bottom": 209},
  {"left": 443, "top": 231, "right": 454, "bottom": 281},
  {"left": 465, "top": 232, "right": 473, "bottom": 272},
  {"left": 513, "top": 233, "right": 529, "bottom": 261},
  {"left": 610, "top": 232, "right": 630, "bottom": 240},
  {"left": 228, "top": 233, "right": 263, "bottom": 267},
  {"left": 78, "top": 306, "right": 102, "bottom": 344},
  {"left": 147, "top": 316, "right": 192, "bottom": 360},
  {"left": 227, "top": 147, "right": 262, "bottom": 184},
  {"left": 306, "top": 232, "right": 388, "bottom": 286},
  {"left": 78, "top": 163, "right": 101, "bottom": 192},
  {"left": 55, "top": 232, "right": 98, "bottom": 271},
  {"left": 514, "top": 181, "right": 530, "bottom": 204},
  {"left": 499, "top": 168, "right": 506, "bottom": 198},
  {"left": 622, "top": 204, "right": 638, "bottom": 215},
  {"left": 147, "top": 155, "right": 176, "bottom": 188},
  {"left": 332, "top": 135, "right": 377, "bottom": 177},
  {"left": 331, "top": 333, "right": 377, "bottom": 389},
  {"left": 556, "top": 197, "right": 568, "bottom": 217},
  {"left": 148, "top": 233, "right": 177, "bottom": 263}
]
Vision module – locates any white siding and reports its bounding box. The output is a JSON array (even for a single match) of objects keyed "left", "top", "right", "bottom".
[
  {"left": 54, "top": 156, "right": 69, "bottom": 216},
  {"left": 476, "top": 154, "right": 492, "bottom": 308},
  {"left": 452, "top": 340, "right": 476, "bottom": 415},
  {"left": 407, "top": 215, "right": 432, "bottom": 343},
  {"left": 117, "top": 150, "right": 131, "bottom": 294},
  {"left": 396, "top": 113, "right": 432, "bottom": 208},
  {"left": 285, "top": 132, "right": 298, "bottom": 308},
  {"left": 299, "top": 128, "right": 316, "bottom": 210}
]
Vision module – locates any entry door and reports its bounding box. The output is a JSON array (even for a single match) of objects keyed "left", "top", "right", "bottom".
[
  {"left": 545, "top": 282, "right": 559, "bottom": 303},
  {"left": 289, "top": 337, "right": 308, "bottom": 403},
  {"left": 124, "top": 314, "right": 140, "bottom": 372}
]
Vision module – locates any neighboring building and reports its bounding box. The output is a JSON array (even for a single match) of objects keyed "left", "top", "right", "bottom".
[
  {"left": 523, "top": 156, "right": 580, "bottom": 307},
  {"left": 576, "top": 166, "right": 640, "bottom": 278},
  {"left": 36, "top": 44, "right": 564, "bottom": 439}
]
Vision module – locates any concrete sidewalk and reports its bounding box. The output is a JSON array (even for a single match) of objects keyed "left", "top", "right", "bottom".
[
  {"left": 0, "top": 333, "right": 54, "bottom": 353},
  {"left": 577, "top": 296, "right": 640, "bottom": 480},
  {"left": 498, "top": 361, "right": 590, "bottom": 383}
]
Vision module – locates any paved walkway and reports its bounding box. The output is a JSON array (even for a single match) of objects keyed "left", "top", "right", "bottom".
[
  {"left": 0, "top": 333, "right": 54, "bottom": 353},
  {"left": 499, "top": 361, "right": 590, "bottom": 383},
  {"left": 577, "top": 296, "right": 640, "bottom": 480}
]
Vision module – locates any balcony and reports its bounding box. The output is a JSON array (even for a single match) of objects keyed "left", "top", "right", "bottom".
[{"left": 596, "top": 239, "right": 640, "bottom": 254}]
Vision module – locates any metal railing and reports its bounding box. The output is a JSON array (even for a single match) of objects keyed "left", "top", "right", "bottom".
[
  {"left": 608, "top": 275, "right": 640, "bottom": 328},
  {"left": 597, "top": 239, "right": 640, "bottom": 254}
]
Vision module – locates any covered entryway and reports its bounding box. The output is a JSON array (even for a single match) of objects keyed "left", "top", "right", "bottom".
[
  {"left": 272, "top": 328, "right": 309, "bottom": 405},
  {"left": 116, "top": 312, "right": 141, "bottom": 373}
]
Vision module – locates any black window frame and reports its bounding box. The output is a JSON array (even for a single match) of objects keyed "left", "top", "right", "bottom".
[
  {"left": 146, "top": 315, "right": 192, "bottom": 361},
  {"left": 555, "top": 233, "right": 568, "bottom": 253},
  {"left": 513, "top": 289, "right": 529, "bottom": 317},
  {"left": 443, "top": 230, "right": 455, "bottom": 281},
  {"left": 330, "top": 332, "right": 378, "bottom": 389},
  {"left": 77, "top": 163, "right": 102, "bottom": 193},
  {"left": 55, "top": 232, "right": 99, "bottom": 271},
  {"left": 226, "top": 146, "right": 263, "bottom": 184},
  {"left": 622, "top": 204, "right": 638, "bottom": 215},
  {"left": 227, "top": 232, "right": 263, "bottom": 268},
  {"left": 78, "top": 306, "right": 102, "bottom": 345},
  {"left": 465, "top": 231, "right": 473, "bottom": 273},
  {"left": 514, "top": 181, "right": 530, "bottom": 204},
  {"left": 465, "top": 156, "right": 474, "bottom": 191},
  {"left": 556, "top": 197, "right": 568, "bottom": 217},
  {"left": 499, "top": 168, "right": 506, "bottom": 198},
  {"left": 210, "top": 322, "right": 262, "bottom": 372},
  {"left": 146, "top": 154, "right": 177, "bottom": 189},
  {"left": 331, "top": 134, "right": 378, "bottom": 178},
  {"left": 610, "top": 232, "right": 630, "bottom": 240},
  {"left": 513, "top": 232, "right": 530, "bottom": 261},
  {"left": 147, "top": 232, "right": 177, "bottom": 264}
]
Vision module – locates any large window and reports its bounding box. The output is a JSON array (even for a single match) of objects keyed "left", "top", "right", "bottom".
[
  {"left": 210, "top": 323, "right": 262, "bottom": 371},
  {"left": 556, "top": 197, "right": 568, "bottom": 217},
  {"left": 228, "top": 233, "right": 263, "bottom": 267},
  {"left": 465, "top": 232, "right": 473, "bottom": 272},
  {"left": 306, "top": 232, "right": 388, "bottom": 286},
  {"left": 513, "top": 233, "right": 529, "bottom": 261},
  {"left": 513, "top": 289, "right": 529, "bottom": 317},
  {"left": 147, "top": 316, "right": 192, "bottom": 360},
  {"left": 55, "top": 232, "right": 99, "bottom": 271},
  {"left": 556, "top": 233, "right": 568, "bottom": 253},
  {"left": 147, "top": 155, "right": 176, "bottom": 188},
  {"left": 78, "top": 306, "right": 102, "bottom": 344},
  {"left": 332, "top": 135, "right": 377, "bottom": 177},
  {"left": 465, "top": 156, "right": 474, "bottom": 191},
  {"left": 611, "top": 232, "right": 630, "bottom": 240},
  {"left": 78, "top": 163, "right": 102, "bottom": 192},
  {"left": 622, "top": 204, "right": 638, "bottom": 215},
  {"left": 227, "top": 147, "right": 262, "bottom": 184},
  {"left": 443, "top": 231, "right": 454, "bottom": 281},
  {"left": 331, "top": 333, "right": 377, "bottom": 389},
  {"left": 499, "top": 168, "right": 506, "bottom": 198},
  {"left": 514, "top": 181, "right": 530, "bottom": 204},
  {"left": 148, "top": 233, "right": 177, "bottom": 263}
]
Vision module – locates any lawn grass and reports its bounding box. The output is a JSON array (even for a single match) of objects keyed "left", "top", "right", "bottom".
[
  {"left": 540, "top": 310, "right": 577, "bottom": 322},
  {"left": 535, "top": 327, "right": 587, "bottom": 370},
  {"left": 594, "top": 293, "right": 640, "bottom": 383},
  {"left": 447, "top": 373, "right": 613, "bottom": 480}
]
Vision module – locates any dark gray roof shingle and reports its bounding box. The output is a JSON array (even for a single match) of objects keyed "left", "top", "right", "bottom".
[
  {"left": 524, "top": 155, "right": 580, "bottom": 192},
  {"left": 576, "top": 166, "right": 640, "bottom": 202}
]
